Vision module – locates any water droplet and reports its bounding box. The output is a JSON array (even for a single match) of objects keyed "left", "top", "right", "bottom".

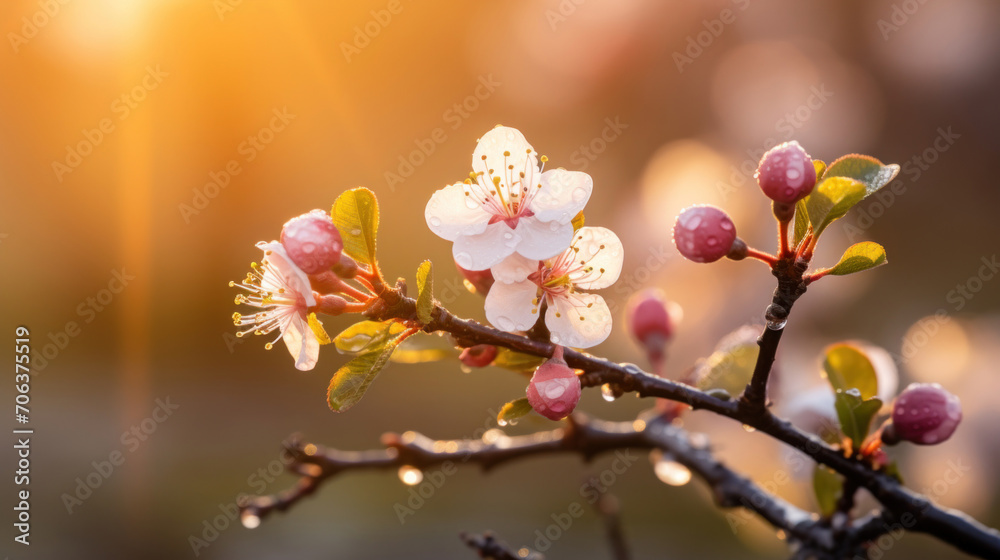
[
  {"left": 430, "top": 216, "right": 442, "bottom": 227},
  {"left": 497, "top": 418, "right": 508, "bottom": 427},
  {"left": 896, "top": 407, "right": 905, "bottom": 415},
  {"left": 654, "top": 458, "right": 692, "bottom": 486},
  {"left": 742, "top": 424, "right": 756, "bottom": 433},
  {"left": 464, "top": 197, "right": 480, "bottom": 210},
  {"left": 766, "top": 318, "right": 787, "bottom": 330},
  {"left": 241, "top": 511, "right": 261, "bottom": 529},
  {"left": 398, "top": 465, "right": 423, "bottom": 486},
  {"left": 350, "top": 228, "right": 362, "bottom": 236},
  {"left": 455, "top": 252, "right": 473, "bottom": 268},
  {"left": 786, "top": 168, "right": 801, "bottom": 181},
  {"left": 544, "top": 380, "right": 567, "bottom": 399},
  {"left": 685, "top": 216, "right": 702, "bottom": 230},
  {"left": 845, "top": 388, "right": 862, "bottom": 398},
  {"left": 302, "top": 242, "right": 315, "bottom": 254},
  {"left": 706, "top": 236, "right": 718, "bottom": 247},
  {"left": 549, "top": 221, "right": 561, "bottom": 231},
  {"left": 572, "top": 187, "right": 588, "bottom": 203},
  {"left": 720, "top": 221, "right": 733, "bottom": 231},
  {"left": 601, "top": 383, "right": 617, "bottom": 402}
]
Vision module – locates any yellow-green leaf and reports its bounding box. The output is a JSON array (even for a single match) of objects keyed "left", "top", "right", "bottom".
[
  {"left": 813, "top": 465, "right": 843, "bottom": 517},
  {"left": 327, "top": 334, "right": 401, "bottom": 412},
  {"left": 822, "top": 343, "right": 878, "bottom": 400},
  {"left": 824, "top": 154, "right": 900, "bottom": 198},
  {"left": 571, "top": 211, "right": 585, "bottom": 231},
  {"left": 390, "top": 347, "right": 456, "bottom": 364},
  {"left": 695, "top": 327, "right": 760, "bottom": 397},
  {"left": 805, "top": 176, "right": 866, "bottom": 238},
  {"left": 334, "top": 320, "right": 404, "bottom": 354},
  {"left": 793, "top": 198, "right": 810, "bottom": 246},
  {"left": 492, "top": 347, "right": 545, "bottom": 373},
  {"left": 498, "top": 397, "right": 533, "bottom": 426},
  {"left": 307, "top": 312, "right": 333, "bottom": 345},
  {"left": 813, "top": 159, "right": 827, "bottom": 181},
  {"left": 332, "top": 187, "right": 379, "bottom": 265},
  {"left": 828, "top": 242, "right": 887, "bottom": 276},
  {"left": 834, "top": 389, "right": 882, "bottom": 449},
  {"left": 416, "top": 260, "right": 434, "bottom": 324}
]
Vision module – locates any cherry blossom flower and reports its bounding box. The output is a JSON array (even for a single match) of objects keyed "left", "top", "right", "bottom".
[
  {"left": 231, "top": 241, "right": 320, "bottom": 371},
  {"left": 425, "top": 126, "right": 593, "bottom": 271},
  {"left": 485, "top": 227, "right": 623, "bottom": 348}
]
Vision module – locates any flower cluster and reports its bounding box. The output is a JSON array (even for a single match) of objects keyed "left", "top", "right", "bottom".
[{"left": 426, "top": 126, "right": 624, "bottom": 348}]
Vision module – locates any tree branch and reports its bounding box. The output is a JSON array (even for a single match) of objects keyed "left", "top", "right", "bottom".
[{"left": 461, "top": 531, "right": 544, "bottom": 560}]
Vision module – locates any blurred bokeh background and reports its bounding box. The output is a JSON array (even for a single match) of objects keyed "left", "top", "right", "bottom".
[{"left": 3, "top": 0, "right": 1000, "bottom": 558}]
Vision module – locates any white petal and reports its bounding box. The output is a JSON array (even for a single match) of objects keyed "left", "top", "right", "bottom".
[
  {"left": 545, "top": 292, "right": 612, "bottom": 348},
  {"left": 485, "top": 280, "right": 541, "bottom": 332},
  {"left": 513, "top": 218, "right": 574, "bottom": 261},
  {"left": 530, "top": 169, "right": 592, "bottom": 224},
  {"left": 472, "top": 126, "right": 537, "bottom": 186},
  {"left": 257, "top": 241, "right": 317, "bottom": 306},
  {"left": 425, "top": 182, "right": 491, "bottom": 241},
  {"left": 282, "top": 314, "right": 320, "bottom": 371},
  {"left": 568, "top": 227, "right": 625, "bottom": 290},
  {"left": 491, "top": 253, "right": 540, "bottom": 284},
  {"left": 453, "top": 222, "right": 519, "bottom": 271}
]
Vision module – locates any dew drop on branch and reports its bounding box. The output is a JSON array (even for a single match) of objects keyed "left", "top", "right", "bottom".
[
  {"left": 601, "top": 383, "right": 617, "bottom": 402},
  {"left": 398, "top": 465, "right": 423, "bottom": 486},
  {"left": 654, "top": 457, "right": 692, "bottom": 486},
  {"left": 240, "top": 511, "right": 261, "bottom": 529}
]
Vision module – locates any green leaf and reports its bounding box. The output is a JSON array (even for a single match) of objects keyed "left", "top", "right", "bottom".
[
  {"left": 497, "top": 397, "right": 533, "bottom": 426},
  {"left": 415, "top": 260, "right": 434, "bottom": 324},
  {"left": 327, "top": 331, "right": 402, "bottom": 412},
  {"left": 390, "top": 347, "right": 457, "bottom": 364},
  {"left": 793, "top": 198, "right": 810, "bottom": 246},
  {"left": 828, "top": 242, "right": 887, "bottom": 276},
  {"left": 492, "top": 347, "right": 545, "bottom": 373},
  {"left": 834, "top": 389, "right": 882, "bottom": 449},
  {"left": 822, "top": 343, "right": 878, "bottom": 399},
  {"left": 571, "top": 211, "right": 585, "bottom": 231},
  {"left": 813, "top": 465, "right": 843, "bottom": 517},
  {"left": 334, "top": 320, "right": 404, "bottom": 354},
  {"left": 805, "top": 177, "right": 867, "bottom": 238},
  {"left": 332, "top": 187, "right": 380, "bottom": 265},
  {"left": 695, "top": 340, "right": 759, "bottom": 397},
  {"left": 824, "top": 154, "right": 900, "bottom": 198}
]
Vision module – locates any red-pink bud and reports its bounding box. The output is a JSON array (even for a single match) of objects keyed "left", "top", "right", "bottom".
[
  {"left": 672, "top": 205, "right": 738, "bottom": 264},
  {"left": 280, "top": 210, "right": 344, "bottom": 274},
  {"left": 890, "top": 383, "right": 962, "bottom": 445},
  {"left": 314, "top": 294, "right": 348, "bottom": 315},
  {"left": 456, "top": 261, "right": 495, "bottom": 295},
  {"left": 459, "top": 345, "right": 498, "bottom": 368},
  {"left": 626, "top": 290, "right": 676, "bottom": 362},
  {"left": 526, "top": 357, "right": 581, "bottom": 421},
  {"left": 755, "top": 141, "right": 817, "bottom": 204}
]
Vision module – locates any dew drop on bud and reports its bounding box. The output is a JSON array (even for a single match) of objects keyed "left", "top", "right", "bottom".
[
  {"left": 601, "top": 383, "right": 617, "bottom": 402},
  {"left": 654, "top": 457, "right": 692, "bottom": 486},
  {"left": 241, "top": 511, "right": 261, "bottom": 529},
  {"left": 398, "top": 465, "right": 423, "bottom": 486}
]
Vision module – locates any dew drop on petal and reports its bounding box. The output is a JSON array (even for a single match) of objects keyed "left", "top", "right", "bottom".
[
  {"left": 601, "top": 383, "right": 617, "bottom": 402},
  {"left": 654, "top": 458, "right": 692, "bottom": 486},
  {"left": 430, "top": 216, "right": 442, "bottom": 227},
  {"left": 241, "top": 512, "right": 261, "bottom": 529},
  {"left": 455, "top": 252, "right": 473, "bottom": 269},
  {"left": 398, "top": 465, "right": 423, "bottom": 486},
  {"left": 572, "top": 187, "right": 588, "bottom": 203},
  {"left": 544, "top": 380, "right": 567, "bottom": 399},
  {"left": 465, "top": 197, "right": 480, "bottom": 210}
]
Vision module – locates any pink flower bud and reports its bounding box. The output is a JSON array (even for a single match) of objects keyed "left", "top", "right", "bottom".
[
  {"left": 456, "top": 261, "right": 495, "bottom": 295},
  {"left": 672, "top": 205, "right": 738, "bottom": 263},
  {"left": 890, "top": 383, "right": 962, "bottom": 445},
  {"left": 526, "top": 357, "right": 581, "bottom": 421},
  {"left": 315, "top": 294, "right": 348, "bottom": 316},
  {"left": 755, "top": 141, "right": 817, "bottom": 204},
  {"left": 626, "top": 290, "right": 676, "bottom": 362},
  {"left": 280, "top": 210, "right": 344, "bottom": 274},
  {"left": 459, "top": 345, "right": 498, "bottom": 368}
]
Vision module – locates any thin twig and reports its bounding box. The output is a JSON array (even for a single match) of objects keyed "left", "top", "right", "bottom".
[{"left": 461, "top": 531, "right": 544, "bottom": 560}]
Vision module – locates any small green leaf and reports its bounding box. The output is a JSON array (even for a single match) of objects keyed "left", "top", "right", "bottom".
[
  {"left": 828, "top": 242, "right": 887, "bottom": 276},
  {"left": 813, "top": 465, "right": 843, "bottom": 517},
  {"left": 834, "top": 389, "right": 882, "bottom": 449},
  {"left": 824, "top": 154, "right": 900, "bottom": 198},
  {"left": 332, "top": 187, "right": 380, "bottom": 265},
  {"left": 327, "top": 331, "right": 402, "bottom": 412},
  {"left": 307, "top": 313, "right": 333, "bottom": 345},
  {"left": 334, "top": 320, "right": 404, "bottom": 354},
  {"left": 497, "top": 397, "right": 533, "bottom": 426},
  {"left": 492, "top": 347, "right": 545, "bottom": 373},
  {"left": 822, "top": 343, "right": 878, "bottom": 399},
  {"left": 813, "top": 159, "right": 827, "bottom": 181},
  {"left": 793, "top": 198, "right": 810, "bottom": 246},
  {"left": 695, "top": 336, "right": 759, "bottom": 397},
  {"left": 805, "top": 177, "right": 867, "bottom": 238},
  {"left": 415, "top": 260, "right": 434, "bottom": 324},
  {"left": 571, "top": 211, "right": 585, "bottom": 231}
]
